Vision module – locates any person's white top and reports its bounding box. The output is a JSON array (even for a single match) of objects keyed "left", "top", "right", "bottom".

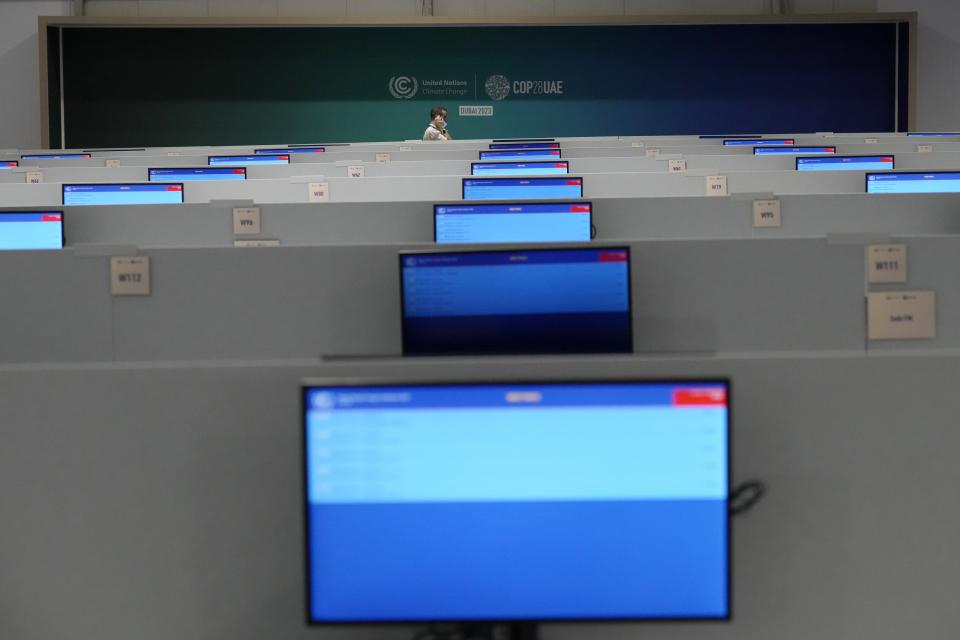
[{"left": 422, "top": 124, "right": 447, "bottom": 141}]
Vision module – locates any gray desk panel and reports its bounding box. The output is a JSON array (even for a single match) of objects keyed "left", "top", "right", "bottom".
[{"left": 2, "top": 353, "right": 960, "bottom": 640}]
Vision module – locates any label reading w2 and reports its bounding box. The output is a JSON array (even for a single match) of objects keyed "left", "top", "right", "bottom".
[{"left": 110, "top": 256, "right": 151, "bottom": 296}]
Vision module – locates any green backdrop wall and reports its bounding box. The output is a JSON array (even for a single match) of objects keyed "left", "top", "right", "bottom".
[{"left": 47, "top": 21, "right": 911, "bottom": 148}]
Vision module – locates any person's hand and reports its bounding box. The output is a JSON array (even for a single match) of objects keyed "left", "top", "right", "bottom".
[{"left": 433, "top": 114, "right": 444, "bottom": 128}]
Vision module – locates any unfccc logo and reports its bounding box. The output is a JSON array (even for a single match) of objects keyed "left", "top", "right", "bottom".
[
  {"left": 484, "top": 74, "right": 511, "bottom": 101},
  {"left": 388, "top": 76, "right": 419, "bottom": 99}
]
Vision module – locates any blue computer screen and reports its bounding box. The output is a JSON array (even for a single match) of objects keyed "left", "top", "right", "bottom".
[
  {"left": 462, "top": 177, "right": 583, "bottom": 200},
  {"left": 470, "top": 161, "right": 569, "bottom": 176},
  {"left": 20, "top": 153, "right": 92, "bottom": 159},
  {"left": 148, "top": 167, "right": 246, "bottom": 182},
  {"left": 479, "top": 149, "right": 563, "bottom": 162},
  {"left": 1, "top": 161, "right": 18, "bottom": 170},
  {"left": 722, "top": 139, "right": 794, "bottom": 146},
  {"left": 0, "top": 212, "right": 63, "bottom": 250},
  {"left": 488, "top": 142, "right": 561, "bottom": 150},
  {"left": 797, "top": 155, "right": 894, "bottom": 171},
  {"left": 401, "top": 247, "right": 630, "bottom": 354},
  {"left": 62, "top": 183, "right": 184, "bottom": 206},
  {"left": 208, "top": 154, "right": 289, "bottom": 166},
  {"left": 254, "top": 147, "right": 326, "bottom": 154},
  {"left": 699, "top": 135, "right": 760, "bottom": 139},
  {"left": 753, "top": 146, "right": 836, "bottom": 156},
  {"left": 434, "top": 202, "right": 592, "bottom": 243},
  {"left": 907, "top": 132, "right": 960, "bottom": 137},
  {"left": 866, "top": 172, "right": 960, "bottom": 194},
  {"left": 303, "top": 378, "right": 730, "bottom": 623}
]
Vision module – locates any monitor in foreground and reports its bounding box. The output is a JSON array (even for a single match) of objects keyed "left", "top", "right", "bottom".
[
  {"left": 148, "top": 167, "right": 246, "bottom": 182},
  {"left": 0, "top": 212, "right": 63, "bottom": 250},
  {"left": 907, "top": 132, "right": 960, "bottom": 137},
  {"left": 401, "top": 246, "right": 630, "bottom": 355},
  {"left": 1, "top": 161, "right": 18, "bottom": 170},
  {"left": 303, "top": 378, "right": 730, "bottom": 623},
  {"left": 254, "top": 146, "right": 326, "bottom": 154},
  {"left": 797, "top": 155, "right": 894, "bottom": 171},
  {"left": 866, "top": 171, "right": 960, "bottom": 194},
  {"left": 434, "top": 202, "right": 591, "bottom": 243},
  {"left": 63, "top": 183, "right": 184, "bottom": 206},
  {"left": 753, "top": 146, "right": 835, "bottom": 156},
  {"left": 471, "top": 161, "right": 569, "bottom": 176},
  {"left": 480, "top": 149, "right": 562, "bottom": 162},
  {"left": 208, "top": 154, "right": 289, "bottom": 166},
  {"left": 463, "top": 177, "right": 583, "bottom": 200},
  {"left": 488, "top": 142, "right": 561, "bottom": 150},
  {"left": 722, "top": 138, "right": 794, "bottom": 146}
]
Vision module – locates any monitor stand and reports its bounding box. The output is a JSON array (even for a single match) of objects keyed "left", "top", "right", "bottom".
[{"left": 460, "top": 623, "right": 539, "bottom": 640}]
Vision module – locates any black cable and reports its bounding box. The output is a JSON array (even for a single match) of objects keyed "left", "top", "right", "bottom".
[{"left": 730, "top": 480, "right": 766, "bottom": 516}]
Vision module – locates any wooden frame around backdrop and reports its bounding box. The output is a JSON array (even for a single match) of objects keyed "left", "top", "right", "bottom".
[{"left": 37, "top": 13, "right": 918, "bottom": 149}]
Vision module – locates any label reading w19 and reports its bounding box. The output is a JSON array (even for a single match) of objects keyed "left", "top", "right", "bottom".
[{"left": 705, "top": 175, "right": 728, "bottom": 196}]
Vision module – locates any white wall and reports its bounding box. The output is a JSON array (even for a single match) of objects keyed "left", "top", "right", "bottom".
[
  {"left": 0, "top": 1, "right": 71, "bottom": 150},
  {"left": 878, "top": 0, "right": 960, "bottom": 130}
]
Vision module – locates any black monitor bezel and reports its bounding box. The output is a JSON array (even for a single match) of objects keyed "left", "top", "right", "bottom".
[
  {"left": 301, "top": 375, "right": 732, "bottom": 626},
  {"left": 206, "top": 153, "right": 290, "bottom": 165},
  {"left": 61, "top": 182, "right": 185, "bottom": 205},
  {"left": 794, "top": 154, "right": 895, "bottom": 171},
  {"left": 0, "top": 209, "right": 65, "bottom": 249},
  {"left": 479, "top": 149, "right": 564, "bottom": 161},
  {"left": 20, "top": 153, "right": 92, "bottom": 160},
  {"left": 398, "top": 243, "right": 631, "bottom": 357},
  {"left": 432, "top": 200, "right": 592, "bottom": 244},
  {"left": 147, "top": 166, "right": 247, "bottom": 181},
  {"left": 491, "top": 138, "right": 556, "bottom": 143},
  {"left": 2, "top": 160, "right": 20, "bottom": 169},
  {"left": 752, "top": 146, "right": 836, "bottom": 156},
  {"left": 469, "top": 160, "right": 570, "bottom": 177},
  {"left": 253, "top": 147, "right": 326, "bottom": 154},
  {"left": 865, "top": 169, "right": 960, "bottom": 194},
  {"left": 461, "top": 176, "right": 583, "bottom": 200},
  {"left": 721, "top": 139, "right": 794, "bottom": 147},
  {"left": 488, "top": 142, "right": 562, "bottom": 150}
]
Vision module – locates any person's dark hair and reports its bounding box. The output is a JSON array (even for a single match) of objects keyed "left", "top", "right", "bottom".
[{"left": 430, "top": 106, "right": 447, "bottom": 120}]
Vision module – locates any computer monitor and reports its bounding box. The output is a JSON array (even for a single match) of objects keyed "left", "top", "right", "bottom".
[
  {"left": 479, "top": 149, "right": 563, "bottom": 162},
  {"left": 254, "top": 147, "right": 326, "bottom": 154},
  {"left": 492, "top": 138, "right": 556, "bottom": 143},
  {"left": 866, "top": 171, "right": 960, "bottom": 194},
  {"left": 62, "top": 183, "right": 184, "bottom": 206},
  {"left": 907, "top": 132, "right": 960, "bottom": 137},
  {"left": 470, "top": 161, "right": 570, "bottom": 177},
  {"left": 0, "top": 160, "right": 17, "bottom": 170},
  {"left": 20, "top": 153, "right": 92, "bottom": 160},
  {"left": 463, "top": 177, "right": 583, "bottom": 200},
  {"left": 302, "top": 377, "right": 730, "bottom": 624},
  {"left": 400, "top": 246, "right": 631, "bottom": 355},
  {"left": 148, "top": 167, "right": 246, "bottom": 182},
  {"left": 753, "top": 146, "right": 836, "bottom": 156},
  {"left": 433, "top": 202, "right": 592, "bottom": 244},
  {"left": 699, "top": 135, "right": 760, "bottom": 139},
  {"left": 208, "top": 154, "right": 289, "bottom": 166},
  {"left": 722, "top": 139, "right": 794, "bottom": 146},
  {"left": 81, "top": 148, "right": 146, "bottom": 153},
  {"left": 488, "top": 142, "right": 561, "bottom": 150},
  {"left": 0, "top": 211, "right": 64, "bottom": 250},
  {"left": 797, "top": 155, "right": 894, "bottom": 171}
]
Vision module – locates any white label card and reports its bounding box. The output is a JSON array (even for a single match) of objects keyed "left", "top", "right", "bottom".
[
  {"left": 234, "top": 239, "right": 281, "bottom": 248},
  {"left": 865, "top": 244, "right": 907, "bottom": 283},
  {"left": 917, "top": 144, "right": 933, "bottom": 153},
  {"left": 867, "top": 291, "right": 935, "bottom": 340},
  {"left": 645, "top": 148, "right": 660, "bottom": 157},
  {"left": 399, "top": 145, "right": 412, "bottom": 152},
  {"left": 232, "top": 207, "right": 261, "bottom": 235},
  {"left": 375, "top": 153, "right": 391, "bottom": 163},
  {"left": 631, "top": 142, "right": 644, "bottom": 148},
  {"left": 110, "top": 256, "right": 151, "bottom": 296},
  {"left": 26, "top": 171, "right": 42, "bottom": 184},
  {"left": 668, "top": 159, "right": 687, "bottom": 173},
  {"left": 865, "top": 138, "right": 879, "bottom": 144},
  {"left": 705, "top": 175, "right": 728, "bottom": 196},
  {"left": 347, "top": 165, "right": 365, "bottom": 178},
  {"left": 308, "top": 181, "right": 329, "bottom": 203},
  {"left": 752, "top": 199, "right": 782, "bottom": 227},
  {"left": 105, "top": 159, "right": 121, "bottom": 168}
]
